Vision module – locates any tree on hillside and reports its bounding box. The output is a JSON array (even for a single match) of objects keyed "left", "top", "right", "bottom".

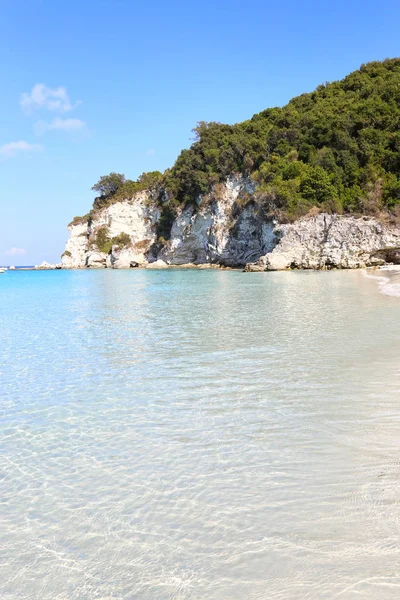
[
  {"left": 91, "top": 172, "right": 126, "bottom": 197},
  {"left": 70, "top": 59, "right": 400, "bottom": 226},
  {"left": 137, "top": 171, "right": 163, "bottom": 190}
]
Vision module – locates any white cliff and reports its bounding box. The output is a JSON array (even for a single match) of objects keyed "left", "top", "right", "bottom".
[
  {"left": 160, "top": 176, "right": 275, "bottom": 265},
  {"left": 63, "top": 181, "right": 400, "bottom": 271},
  {"left": 62, "top": 192, "right": 160, "bottom": 269},
  {"left": 62, "top": 221, "right": 89, "bottom": 268},
  {"left": 245, "top": 214, "right": 400, "bottom": 271}
]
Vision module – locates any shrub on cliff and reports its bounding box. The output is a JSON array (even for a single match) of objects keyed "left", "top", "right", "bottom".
[
  {"left": 112, "top": 232, "right": 131, "bottom": 248},
  {"left": 93, "top": 226, "right": 112, "bottom": 253},
  {"left": 92, "top": 173, "right": 126, "bottom": 197},
  {"left": 91, "top": 171, "right": 163, "bottom": 211},
  {"left": 93, "top": 227, "right": 132, "bottom": 254},
  {"left": 68, "top": 213, "right": 91, "bottom": 227}
]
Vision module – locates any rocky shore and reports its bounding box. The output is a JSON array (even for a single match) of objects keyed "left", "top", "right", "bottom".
[
  {"left": 62, "top": 176, "right": 400, "bottom": 272},
  {"left": 245, "top": 213, "right": 400, "bottom": 271},
  {"left": 36, "top": 261, "right": 62, "bottom": 270}
]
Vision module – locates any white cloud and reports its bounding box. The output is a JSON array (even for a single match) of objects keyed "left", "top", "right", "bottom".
[
  {"left": 20, "top": 84, "right": 81, "bottom": 114},
  {"left": 34, "top": 118, "right": 87, "bottom": 136},
  {"left": 0, "top": 141, "right": 43, "bottom": 160},
  {"left": 145, "top": 148, "right": 156, "bottom": 156},
  {"left": 2, "top": 247, "right": 26, "bottom": 256}
]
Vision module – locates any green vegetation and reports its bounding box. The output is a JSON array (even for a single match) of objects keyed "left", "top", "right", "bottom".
[
  {"left": 93, "top": 226, "right": 112, "bottom": 253},
  {"left": 92, "top": 226, "right": 132, "bottom": 254},
  {"left": 68, "top": 214, "right": 91, "bottom": 227},
  {"left": 91, "top": 172, "right": 126, "bottom": 198},
  {"left": 92, "top": 171, "right": 163, "bottom": 211},
  {"left": 76, "top": 59, "right": 400, "bottom": 227},
  {"left": 112, "top": 232, "right": 131, "bottom": 248},
  {"left": 165, "top": 59, "right": 400, "bottom": 220},
  {"left": 61, "top": 250, "right": 72, "bottom": 258}
]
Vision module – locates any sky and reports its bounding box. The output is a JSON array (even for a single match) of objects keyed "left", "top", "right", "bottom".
[{"left": 1, "top": 0, "right": 399, "bottom": 264}]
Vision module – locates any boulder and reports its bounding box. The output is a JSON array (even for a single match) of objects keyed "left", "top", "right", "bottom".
[
  {"left": 145, "top": 259, "right": 168, "bottom": 269},
  {"left": 86, "top": 253, "right": 107, "bottom": 268}
]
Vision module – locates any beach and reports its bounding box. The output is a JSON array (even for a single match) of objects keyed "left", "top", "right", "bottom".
[{"left": 364, "top": 265, "right": 400, "bottom": 298}]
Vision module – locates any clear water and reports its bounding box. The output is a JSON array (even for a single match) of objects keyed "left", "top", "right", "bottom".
[{"left": 1, "top": 269, "right": 400, "bottom": 600}]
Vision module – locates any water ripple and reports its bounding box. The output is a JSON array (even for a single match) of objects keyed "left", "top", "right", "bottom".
[{"left": 1, "top": 269, "right": 400, "bottom": 599}]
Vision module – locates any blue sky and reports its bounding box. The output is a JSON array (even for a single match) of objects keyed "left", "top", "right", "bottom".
[{"left": 1, "top": 0, "right": 399, "bottom": 264}]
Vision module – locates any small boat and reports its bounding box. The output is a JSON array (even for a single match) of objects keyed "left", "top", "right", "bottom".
[{"left": 0, "top": 268, "right": 6, "bottom": 273}]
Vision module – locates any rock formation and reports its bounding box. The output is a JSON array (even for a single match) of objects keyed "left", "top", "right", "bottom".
[
  {"left": 63, "top": 176, "right": 275, "bottom": 269},
  {"left": 63, "top": 177, "right": 400, "bottom": 271},
  {"left": 36, "top": 261, "right": 62, "bottom": 270},
  {"left": 245, "top": 214, "right": 400, "bottom": 271}
]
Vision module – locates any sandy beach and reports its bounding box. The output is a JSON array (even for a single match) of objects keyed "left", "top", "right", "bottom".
[{"left": 365, "top": 265, "right": 400, "bottom": 297}]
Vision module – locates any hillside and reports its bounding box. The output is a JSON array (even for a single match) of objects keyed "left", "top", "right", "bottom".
[
  {"left": 166, "top": 58, "right": 400, "bottom": 221},
  {"left": 63, "top": 60, "right": 400, "bottom": 271},
  {"left": 73, "top": 59, "right": 400, "bottom": 228}
]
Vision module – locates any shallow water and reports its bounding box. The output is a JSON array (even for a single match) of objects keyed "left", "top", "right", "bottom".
[
  {"left": 364, "top": 266, "right": 400, "bottom": 297},
  {"left": 1, "top": 269, "right": 400, "bottom": 599}
]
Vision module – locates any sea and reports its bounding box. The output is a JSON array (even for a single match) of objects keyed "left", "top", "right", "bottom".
[{"left": 1, "top": 268, "right": 400, "bottom": 599}]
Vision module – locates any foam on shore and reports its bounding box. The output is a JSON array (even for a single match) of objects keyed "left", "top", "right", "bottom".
[{"left": 364, "top": 265, "right": 400, "bottom": 297}]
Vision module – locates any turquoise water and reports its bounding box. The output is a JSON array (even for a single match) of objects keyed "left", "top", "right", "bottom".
[{"left": 1, "top": 269, "right": 400, "bottom": 599}]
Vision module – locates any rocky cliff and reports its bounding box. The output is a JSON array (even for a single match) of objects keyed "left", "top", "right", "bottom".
[
  {"left": 62, "top": 61, "right": 400, "bottom": 270},
  {"left": 62, "top": 190, "right": 160, "bottom": 269},
  {"left": 63, "top": 176, "right": 276, "bottom": 269},
  {"left": 246, "top": 213, "right": 400, "bottom": 271},
  {"left": 62, "top": 176, "right": 400, "bottom": 271}
]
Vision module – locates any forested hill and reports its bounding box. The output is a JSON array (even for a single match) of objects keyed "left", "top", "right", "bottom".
[{"left": 76, "top": 59, "right": 400, "bottom": 226}]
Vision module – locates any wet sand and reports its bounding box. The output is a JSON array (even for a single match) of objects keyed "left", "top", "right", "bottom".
[{"left": 365, "top": 265, "right": 400, "bottom": 297}]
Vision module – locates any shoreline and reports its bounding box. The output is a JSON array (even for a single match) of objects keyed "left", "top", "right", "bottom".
[
  {"left": 9, "top": 262, "right": 400, "bottom": 277},
  {"left": 364, "top": 265, "right": 400, "bottom": 297},
  {"left": 7, "top": 262, "right": 400, "bottom": 298}
]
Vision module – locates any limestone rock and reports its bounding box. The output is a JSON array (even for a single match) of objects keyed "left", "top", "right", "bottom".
[
  {"left": 62, "top": 222, "right": 88, "bottom": 268},
  {"left": 245, "top": 214, "right": 400, "bottom": 271},
  {"left": 93, "top": 192, "right": 160, "bottom": 239},
  {"left": 36, "top": 261, "right": 62, "bottom": 270},
  {"left": 63, "top": 181, "right": 400, "bottom": 272},
  {"left": 86, "top": 252, "right": 107, "bottom": 268},
  {"left": 159, "top": 175, "right": 275, "bottom": 266},
  {"left": 62, "top": 192, "right": 160, "bottom": 269},
  {"left": 108, "top": 246, "right": 147, "bottom": 269},
  {"left": 145, "top": 259, "right": 168, "bottom": 269}
]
